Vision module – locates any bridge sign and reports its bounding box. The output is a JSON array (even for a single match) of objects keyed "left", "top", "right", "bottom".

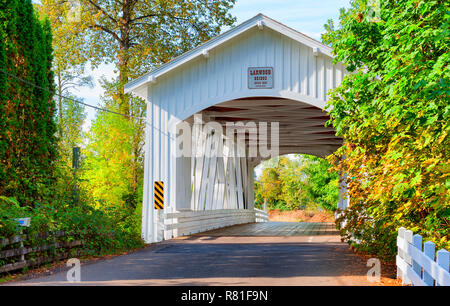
[{"left": 248, "top": 67, "right": 273, "bottom": 89}]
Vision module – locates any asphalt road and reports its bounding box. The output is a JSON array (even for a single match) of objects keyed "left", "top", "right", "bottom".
[{"left": 7, "top": 222, "right": 378, "bottom": 286}]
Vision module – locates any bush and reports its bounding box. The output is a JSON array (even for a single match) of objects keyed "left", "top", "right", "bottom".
[
  {"left": 0, "top": 196, "right": 144, "bottom": 256},
  {"left": 323, "top": 0, "right": 450, "bottom": 260}
]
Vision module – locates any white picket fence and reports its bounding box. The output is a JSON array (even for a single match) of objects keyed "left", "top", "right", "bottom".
[{"left": 396, "top": 227, "right": 450, "bottom": 286}]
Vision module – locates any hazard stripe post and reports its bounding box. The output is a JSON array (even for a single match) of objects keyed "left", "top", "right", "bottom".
[{"left": 154, "top": 181, "right": 164, "bottom": 210}]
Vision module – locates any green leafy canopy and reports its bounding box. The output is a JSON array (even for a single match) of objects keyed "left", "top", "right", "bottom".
[{"left": 323, "top": 0, "right": 449, "bottom": 259}]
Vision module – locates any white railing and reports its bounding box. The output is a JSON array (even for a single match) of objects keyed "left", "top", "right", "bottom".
[
  {"left": 254, "top": 208, "right": 269, "bottom": 223},
  {"left": 396, "top": 227, "right": 450, "bottom": 286},
  {"left": 163, "top": 208, "right": 267, "bottom": 238}
]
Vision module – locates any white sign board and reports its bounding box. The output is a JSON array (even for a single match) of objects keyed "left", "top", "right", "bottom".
[
  {"left": 248, "top": 67, "right": 273, "bottom": 89},
  {"left": 15, "top": 217, "right": 31, "bottom": 227}
]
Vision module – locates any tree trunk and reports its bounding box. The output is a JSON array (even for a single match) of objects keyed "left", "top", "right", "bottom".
[
  {"left": 118, "top": 0, "right": 131, "bottom": 116},
  {"left": 111, "top": 0, "right": 140, "bottom": 198}
]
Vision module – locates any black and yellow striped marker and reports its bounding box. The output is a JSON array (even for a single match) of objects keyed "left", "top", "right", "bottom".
[{"left": 154, "top": 181, "right": 164, "bottom": 210}]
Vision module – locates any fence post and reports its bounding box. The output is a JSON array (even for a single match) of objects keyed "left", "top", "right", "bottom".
[
  {"left": 436, "top": 249, "right": 449, "bottom": 286},
  {"left": 412, "top": 234, "right": 422, "bottom": 278},
  {"left": 402, "top": 229, "right": 413, "bottom": 285},
  {"left": 404, "top": 230, "right": 413, "bottom": 265},
  {"left": 397, "top": 227, "right": 406, "bottom": 281},
  {"left": 19, "top": 230, "right": 24, "bottom": 262},
  {"left": 423, "top": 241, "right": 435, "bottom": 286}
]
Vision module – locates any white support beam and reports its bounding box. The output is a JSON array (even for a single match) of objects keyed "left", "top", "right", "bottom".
[{"left": 204, "top": 134, "right": 218, "bottom": 210}]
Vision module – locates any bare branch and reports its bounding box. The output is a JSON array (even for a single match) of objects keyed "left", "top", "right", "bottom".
[
  {"left": 89, "top": 24, "right": 122, "bottom": 43},
  {"left": 130, "top": 14, "right": 158, "bottom": 23}
]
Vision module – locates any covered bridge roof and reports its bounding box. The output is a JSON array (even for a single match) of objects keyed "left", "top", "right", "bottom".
[{"left": 125, "top": 14, "right": 333, "bottom": 95}]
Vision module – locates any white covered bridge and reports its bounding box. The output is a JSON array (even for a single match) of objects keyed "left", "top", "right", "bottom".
[{"left": 125, "top": 14, "right": 349, "bottom": 243}]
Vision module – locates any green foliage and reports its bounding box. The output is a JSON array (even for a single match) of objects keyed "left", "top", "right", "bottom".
[
  {"left": 0, "top": 0, "right": 57, "bottom": 206},
  {"left": 38, "top": 0, "right": 237, "bottom": 78},
  {"left": 323, "top": 0, "right": 449, "bottom": 259},
  {"left": 297, "top": 156, "right": 339, "bottom": 211},
  {"left": 58, "top": 95, "right": 86, "bottom": 155},
  {"left": 255, "top": 155, "right": 339, "bottom": 211},
  {"left": 81, "top": 100, "right": 143, "bottom": 239},
  {"left": 53, "top": 93, "right": 87, "bottom": 188},
  {"left": 0, "top": 2, "right": 143, "bottom": 267},
  {"left": 37, "top": 0, "right": 237, "bottom": 116},
  {"left": 258, "top": 165, "right": 283, "bottom": 208},
  {"left": 51, "top": 72, "right": 90, "bottom": 205},
  {"left": 35, "top": 1, "right": 237, "bottom": 245},
  {"left": 0, "top": 197, "right": 27, "bottom": 238},
  {"left": 0, "top": 196, "right": 144, "bottom": 255},
  {"left": 0, "top": 26, "right": 6, "bottom": 186}
]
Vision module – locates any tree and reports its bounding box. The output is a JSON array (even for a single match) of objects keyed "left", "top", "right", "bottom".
[
  {"left": 0, "top": 1, "right": 145, "bottom": 252},
  {"left": 259, "top": 166, "right": 283, "bottom": 208},
  {"left": 323, "top": 0, "right": 449, "bottom": 259},
  {"left": 38, "top": 0, "right": 236, "bottom": 113},
  {"left": 0, "top": 26, "right": 6, "bottom": 188},
  {"left": 36, "top": 0, "right": 237, "bottom": 218},
  {"left": 0, "top": 0, "right": 57, "bottom": 206},
  {"left": 55, "top": 69, "right": 92, "bottom": 139},
  {"left": 255, "top": 155, "right": 339, "bottom": 211},
  {"left": 51, "top": 94, "right": 87, "bottom": 203},
  {"left": 58, "top": 95, "right": 87, "bottom": 153},
  {"left": 35, "top": 2, "right": 93, "bottom": 206},
  {"left": 81, "top": 103, "right": 141, "bottom": 234},
  {"left": 298, "top": 155, "right": 339, "bottom": 211}
]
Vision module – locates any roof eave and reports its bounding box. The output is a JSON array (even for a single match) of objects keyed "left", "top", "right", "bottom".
[{"left": 125, "top": 14, "right": 333, "bottom": 94}]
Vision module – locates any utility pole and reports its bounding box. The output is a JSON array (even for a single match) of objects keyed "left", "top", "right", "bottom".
[{"left": 72, "top": 147, "right": 80, "bottom": 205}]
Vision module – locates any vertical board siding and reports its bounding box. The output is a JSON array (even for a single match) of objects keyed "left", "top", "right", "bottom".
[
  {"left": 149, "top": 28, "right": 344, "bottom": 121},
  {"left": 292, "top": 40, "right": 299, "bottom": 93}
]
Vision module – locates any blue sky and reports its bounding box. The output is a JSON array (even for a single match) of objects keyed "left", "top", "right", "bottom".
[
  {"left": 33, "top": 0, "right": 351, "bottom": 129},
  {"left": 231, "top": 0, "right": 349, "bottom": 39}
]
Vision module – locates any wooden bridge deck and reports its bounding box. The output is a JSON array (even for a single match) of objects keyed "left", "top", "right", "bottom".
[{"left": 194, "top": 222, "right": 339, "bottom": 237}]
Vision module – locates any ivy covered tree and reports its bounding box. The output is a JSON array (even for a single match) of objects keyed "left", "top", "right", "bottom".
[
  {"left": 0, "top": 26, "right": 6, "bottom": 188},
  {"left": 0, "top": 0, "right": 57, "bottom": 206},
  {"left": 323, "top": 0, "right": 449, "bottom": 259}
]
